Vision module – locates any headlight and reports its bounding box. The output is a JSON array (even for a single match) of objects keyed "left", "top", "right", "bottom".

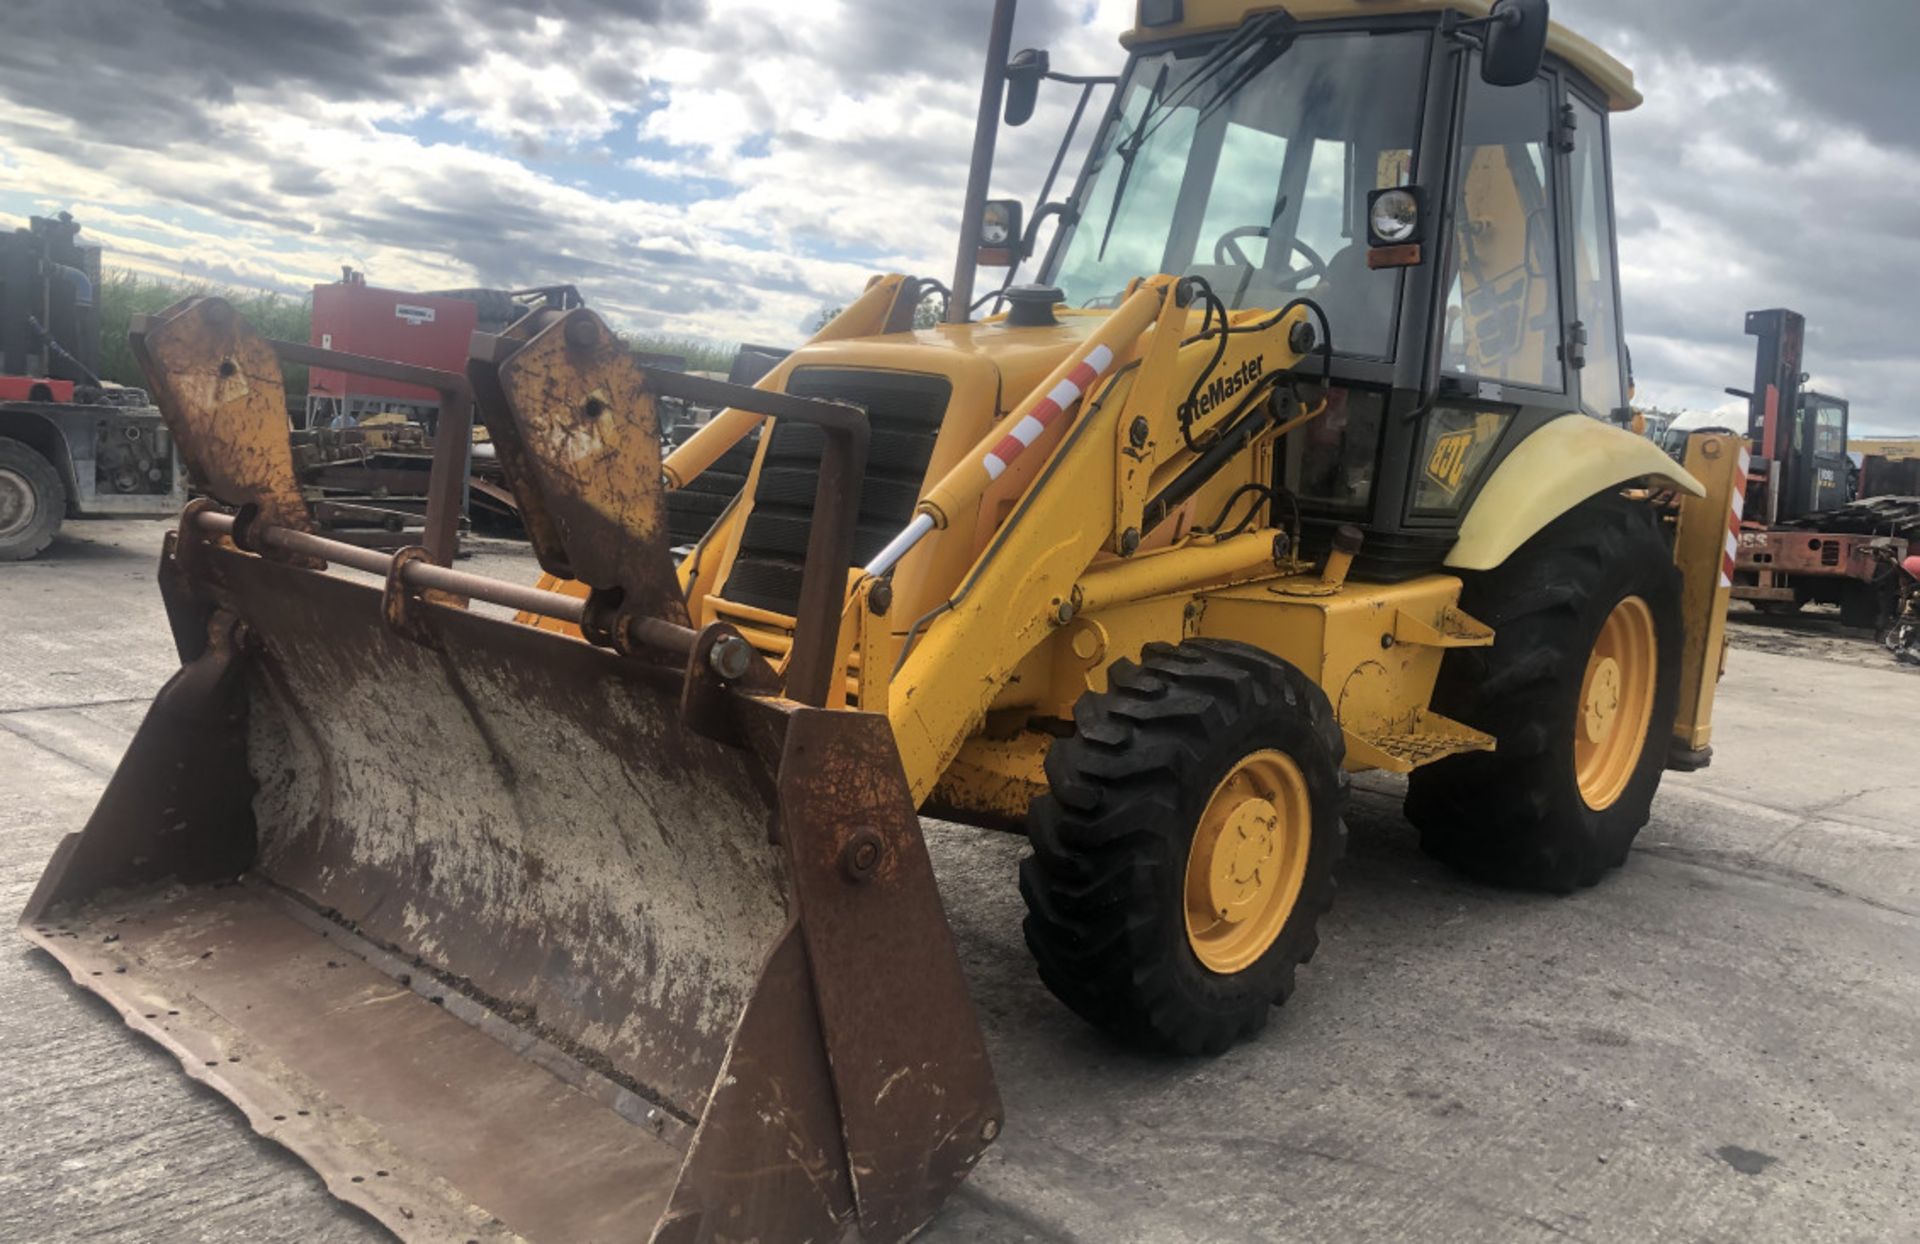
[
  {"left": 976, "top": 199, "right": 1024, "bottom": 267},
  {"left": 981, "top": 200, "right": 1018, "bottom": 247},
  {"left": 1367, "top": 188, "right": 1421, "bottom": 246}
]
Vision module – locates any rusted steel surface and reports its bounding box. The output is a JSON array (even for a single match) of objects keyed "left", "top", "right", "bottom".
[
  {"left": 224, "top": 552, "right": 790, "bottom": 1117},
  {"left": 22, "top": 609, "right": 255, "bottom": 922},
  {"left": 655, "top": 926, "right": 855, "bottom": 1243},
  {"left": 130, "top": 298, "right": 313, "bottom": 536},
  {"left": 478, "top": 316, "right": 868, "bottom": 703},
  {"left": 23, "top": 885, "right": 678, "bottom": 1243},
  {"left": 25, "top": 529, "right": 1004, "bottom": 1240},
  {"left": 31, "top": 292, "right": 1000, "bottom": 1240},
  {"left": 780, "top": 409, "right": 866, "bottom": 708},
  {"left": 764, "top": 705, "right": 1004, "bottom": 1240},
  {"left": 467, "top": 312, "right": 574, "bottom": 571},
  {"left": 1735, "top": 527, "right": 1895, "bottom": 584},
  {"left": 483, "top": 309, "right": 688, "bottom": 630},
  {"left": 195, "top": 509, "right": 587, "bottom": 625}
]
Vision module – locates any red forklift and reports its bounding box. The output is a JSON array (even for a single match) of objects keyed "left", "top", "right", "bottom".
[{"left": 1731, "top": 308, "right": 1911, "bottom": 628}]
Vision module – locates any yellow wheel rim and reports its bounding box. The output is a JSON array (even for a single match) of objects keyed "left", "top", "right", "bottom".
[
  {"left": 1575, "top": 596, "right": 1658, "bottom": 810},
  {"left": 1184, "top": 750, "right": 1312, "bottom": 975}
]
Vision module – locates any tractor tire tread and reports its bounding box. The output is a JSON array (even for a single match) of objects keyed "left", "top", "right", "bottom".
[
  {"left": 1021, "top": 639, "right": 1347, "bottom": 1055},
  {"left": 1407, "top": 496, "right": 1681, "bottom": 893}
]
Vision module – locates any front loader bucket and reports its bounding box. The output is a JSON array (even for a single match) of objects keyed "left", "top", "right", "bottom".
[{"left": 22, "top": 299, "right": 999, "bottom": 1243}]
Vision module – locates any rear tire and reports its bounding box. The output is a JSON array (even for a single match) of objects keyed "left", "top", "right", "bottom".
[
  {"left": 1020, "top": 640, "right": 1347, "bottom": 1055},
  {"left": 1407, "top": 496, "right": 1681, "bottom": 892},
  {"left": 0, "top": 437, "right": 64, "bottom": 562}
]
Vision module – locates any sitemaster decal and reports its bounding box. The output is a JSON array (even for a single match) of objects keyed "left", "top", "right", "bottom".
[{"left": 1178, "top": 355, "right": 1265, "bottom": 424}]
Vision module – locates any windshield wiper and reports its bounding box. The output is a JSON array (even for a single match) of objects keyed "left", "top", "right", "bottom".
[
  {"left": 1096, "top": 62, "right": 1168, "bottom": 261},
  {"left": 1094, "top": 12, "right": 1295, "bottom": 261}
]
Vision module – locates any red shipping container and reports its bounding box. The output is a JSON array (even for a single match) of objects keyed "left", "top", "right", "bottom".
[{"left": 308, "top": 272, "right": 479, "bottom": 406}]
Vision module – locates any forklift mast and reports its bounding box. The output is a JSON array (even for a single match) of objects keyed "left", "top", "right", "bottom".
[{"left": 1742, "top": 307, "right": 1825, "bottom": 523}]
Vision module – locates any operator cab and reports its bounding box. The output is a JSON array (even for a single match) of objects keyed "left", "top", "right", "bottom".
[{"left": 1009, "top": 0, "right": 1641, "bottom": 576}]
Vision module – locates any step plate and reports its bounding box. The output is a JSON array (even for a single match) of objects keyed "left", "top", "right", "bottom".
[{"left": 1345, "top": 711, "right": 1495, "bottom": 774}]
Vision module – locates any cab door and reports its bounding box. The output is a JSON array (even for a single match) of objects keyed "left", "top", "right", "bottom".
[
  {"left": 1805, "top": 393, "right": 1853, "bottom": 511},
  {"left": 1404, "top": 49, "right": 1630, "bottom": 531}
]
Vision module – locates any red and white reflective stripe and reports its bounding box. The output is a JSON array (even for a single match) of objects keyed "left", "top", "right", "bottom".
[
  {"left": 1720, "top": 446, "right": 1751, "bottom": 588},
  {"left": 981, "top": 345, "right": 1116, "bottom": 480}
]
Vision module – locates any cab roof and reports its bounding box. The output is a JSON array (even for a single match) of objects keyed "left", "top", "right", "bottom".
[{"left": 1121, "top": 0, "right": 1642, "bottom": 112}]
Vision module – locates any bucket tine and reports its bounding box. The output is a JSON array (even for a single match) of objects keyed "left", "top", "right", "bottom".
[
  {"left": 130, "top": 297, "right": 312, "bottom": 535},
  {"left": 471, "top": 308, "right": 686, "bottom": 627}
]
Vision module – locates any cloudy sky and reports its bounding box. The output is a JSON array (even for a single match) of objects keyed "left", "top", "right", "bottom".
[{"left": 3, "top": 0, "right": 1914, "bottom": 433}]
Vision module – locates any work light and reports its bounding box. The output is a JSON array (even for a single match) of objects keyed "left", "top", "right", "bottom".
[
  {"left": 1367, "top": 188, "right": 1421, "bottom": 246},
  {"left": 978, "top": 199, "right": 1024, "bottom": 267}
]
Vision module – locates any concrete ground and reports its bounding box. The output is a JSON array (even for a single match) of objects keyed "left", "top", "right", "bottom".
[{"left": 2, "top": 518, "right": 1916, "bottom": 1243}]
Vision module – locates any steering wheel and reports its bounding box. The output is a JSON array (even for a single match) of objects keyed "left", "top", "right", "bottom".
[{"left": 1212, "top": 227, "right": 1330, "bottom": 290}]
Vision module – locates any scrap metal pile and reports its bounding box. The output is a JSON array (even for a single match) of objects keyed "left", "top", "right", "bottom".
[{"left": 289, "top": 415, "right": 523, "bottom": 546}]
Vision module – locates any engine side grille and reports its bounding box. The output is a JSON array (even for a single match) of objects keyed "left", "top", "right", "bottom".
[{"left": 721, "top": 368, "right": 952, "bottom": 615}]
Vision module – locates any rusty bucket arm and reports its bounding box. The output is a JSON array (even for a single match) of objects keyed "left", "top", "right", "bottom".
[{"left": 23, "top": 299, "right": 999, "bottom": 1244}]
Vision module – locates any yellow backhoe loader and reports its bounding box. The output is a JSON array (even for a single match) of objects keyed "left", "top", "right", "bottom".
[{"left": 23, "top": 1, "right": 1748, "bottom": 1240}]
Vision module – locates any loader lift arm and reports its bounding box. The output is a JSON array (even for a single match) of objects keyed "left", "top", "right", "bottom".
[{"left": 872, "top": 276, "right": 1317, "bottom": 801}]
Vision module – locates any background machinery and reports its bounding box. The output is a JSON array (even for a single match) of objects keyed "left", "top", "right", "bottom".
[
  {"left": 24, "top": 2, "right": 1747, "bottom": 1239},
  {"left": 0, "top": 212, "right": 183, "bottom": 559},
  {"left": 1729, "top": 308, "right": 1915, "bottom": 627},
  {"left": 1853, "top": 436, "right": 1920, "bottom": 501},
  {"left": 290, "top": 271, "right": 596, "bottom": 544}
]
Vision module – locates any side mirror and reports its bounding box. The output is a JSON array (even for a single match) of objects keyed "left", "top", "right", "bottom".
[
  {"left": 1004, "top": 48, "right": 1050, "bottom": 127},
  {"left": 1482, "top": 0, "right": 1549, "bottom": 87}
]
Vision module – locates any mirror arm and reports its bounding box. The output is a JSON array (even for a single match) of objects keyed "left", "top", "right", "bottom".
[
  {"left": 1442, "top": 7, "right": 1519, "bottom": 38},
  {"left": 1438, "top": 5, "right": 1522, "bottom": 51},
  {"left": 1022, "top": 202, "right": 1079, "bottom": 260},
  {"left": 985, "top": 75, "right": 1099, "bottom": 303}
]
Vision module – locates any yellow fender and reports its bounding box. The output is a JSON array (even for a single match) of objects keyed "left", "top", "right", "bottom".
[{"left": 1446, "top": 414, "right": 1703, "bottom": 572}]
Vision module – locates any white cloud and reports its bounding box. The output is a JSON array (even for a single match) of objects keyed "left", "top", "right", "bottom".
[{"left": 1, "top": 0, "right": 1914, "bottom": 433}]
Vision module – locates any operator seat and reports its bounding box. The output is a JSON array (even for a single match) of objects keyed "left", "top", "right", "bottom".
[{"left": 1303, "top": 243, "right": 1396, "bottom": 352}]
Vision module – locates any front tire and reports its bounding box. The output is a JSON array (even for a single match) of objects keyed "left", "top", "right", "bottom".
[
  {"left": 1019, "top": 640, "right": 1348, "bottom": 1055},
  {"left": 0, "top": 438, "right": 65, "bottom": 562},
  {"left": 1407, "top": 496, "right": 1681, "bottom": 892}
]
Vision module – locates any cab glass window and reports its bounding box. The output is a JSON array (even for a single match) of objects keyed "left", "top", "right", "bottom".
[
  {"left": 1811, "top": 400, "right": 1847, "bottom": 455},
  {"left": 1287, "top": 387, "right": 1386, "bottom": 511},
  {"left": 1441, "top": 71, "right": 1565, "bottom": 391},
  {"left": 1411, "top": 405, "right": 1512, "bottom": 514},
  {"left": 1567, "top": 93, "right": 1625, "bottom": 418},
  {"left": 1047, "top": 30, "right": 1429, "bottom": 359}
]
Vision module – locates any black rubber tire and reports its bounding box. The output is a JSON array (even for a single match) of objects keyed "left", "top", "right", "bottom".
[
  {"left": 0, "top": 437, "right": 65, "bottom": 562},
  {"left": 1838, "top": 579, "right": 1889, "bottom": 630},
  {"left": 1019, "top": 640, "right": 1348, "bottom": 1055},
  {"left": 1407, "top": 496, "right": 1682, "bottom": 893}
]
